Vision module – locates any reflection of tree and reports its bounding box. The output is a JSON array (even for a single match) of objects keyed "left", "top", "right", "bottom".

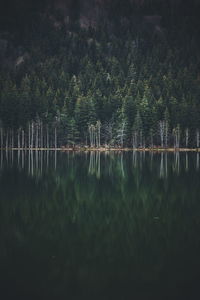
[
  {"left": 165, "top": 152, "right": 168, "bottom": 177},
  {"left": 160, "top": 152, "right": 164, "bottom": 178},
  {"left": 197, "top": 152, "right": 199, "bottom": 170},
  {"left": 0, "top": 152, "right": 200, "bottom": 298},
  {"left": 173, "top": 152, "right": 180, "bottom": 174},
  {"left": 120, "top": 153, "right": 124, "bottom": 178},
  {"left": 0, "top": 150, "right": 199, "bottom": 181},
  {"left": 159, "top": 153, "right": 168, "bottom": 179},
  {"left": 132, "top": 150, "right": 137, "bottom": 168},
  {"left": 185, "top": 153, "right": 188, "bottom": 171},
  {"left": 88, "top": 151, "right": 100, "bottom": 178}
]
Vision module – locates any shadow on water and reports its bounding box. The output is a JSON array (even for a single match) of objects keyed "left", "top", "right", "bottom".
[{"left": 0, "top": 150, "right": 200, "bottom": 300}]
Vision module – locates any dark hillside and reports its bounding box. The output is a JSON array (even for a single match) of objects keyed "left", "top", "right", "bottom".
[{"left": 0, "top": 0, "right": 200, "bottom": 149}]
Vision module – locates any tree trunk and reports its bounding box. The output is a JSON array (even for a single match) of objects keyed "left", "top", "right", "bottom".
[
  {"left": 55, "top": 127, "right": 57, "bottom": 149},
  {"left": 22, "top": 130, "right": 24, "bottom": 149},
  {"left": 18, "top": 129, "right": 20, "bottom": 149},
  {"left": 11, "top": 129, "right": 14, "bottom": 148},
  {"left": 185, "top": 128, "right": 189, "bottom": 148},
  {"left": 165, "top": 121, "right": 168, "bottom": 148},
  {"left": 46, "top": 124, "right": 49, "bottom": 149},
  {"left": 159, "top": 121, "right": 164, "bottom": 148},
  {"left": 36, "top": 124, "right": 38, "bottom": 149},
  {"left": 40, "top": 121, "right": 43, "bottom": 148},
  {"left": 31, "top": 122, "right": 34, "bottom": 148},
  {"left": 28, "top": 122, "right": 31, "bottom": 149}
]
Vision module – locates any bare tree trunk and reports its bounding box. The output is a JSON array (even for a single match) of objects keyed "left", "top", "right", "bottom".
[
  {"left": 8, "top": 129, "right": 12, "bottom": 149},
  {"left": 91, "top": 126, "right": 93, "bottom": 148},
  {"left": 185, "top": 128, "right": 189, "bottom": 148},
  {"left": 92, "top": 126, "right": 95, "bottom": 148},
  {"left": 159, "top": 121, "right": 165, "bottom": 148},
  {"left": 177, "top": 125, "right": 180, "bottom": 148},
  {"left": 22, "top": 130, "right": 24, "bottom": 149},
  {"left": 6, "top": 131, "right": 9, "bottom": 150},
  {"left": 95, "top": 129, "right": 98, "bottom": 148},
  {"left": 96, "top": 121, "right": 101, "bottom": 148},
  {"left": 117, "top": 122, "right": 126, "bottom": 148},
  {"left": 121, "top": 122, "right": 125, "bottom": 148},
  {"left": 175, "top": 131, "right": 178, "bottom": 148},
  {"left": 98, "top": 122, "right": 101, "bottom": 148},
  {"left": 173, "top": 128, "right": 176, "bottom": 149},
  {"left": 31, "top": 122, "right": 34, "bottom": 148},
  {"left": 46, "top": 124, "right": 49, "bottom": 149},
  {"left": 28, "top": 122, "right": 31, "bottom": 149},
  {"left": 18, "top": 129, "right": 20, "bottom": 149},
  {"left": 38, "top": 121, "right": 40, "bottom": 148},
  {"left": 89, "top": 125, "right": 96, "bottom": 148},
  {"left": 11, "top": 129, "right": 14, "bottom": 148},
  {"left": 89, "top": 125, "right": 92, "bottom": 147},
  {"left": 55, "top": 127, "right": 57, "bottom": 149},
  {"left": 41, "top": 121, "right": 43, "bottom": 149},
  {"left": 165, "top": 121, "right": 168, "bottom": 148},
  {"left": 36, "top": 124, "right": 38, "bottom": 149},
  {"left": 196, "top": 129, "right": 199, "bottom": 148}
]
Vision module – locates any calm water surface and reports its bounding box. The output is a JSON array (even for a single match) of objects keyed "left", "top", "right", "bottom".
[{"left": 0, "top": 150, "right": 200, "bottom": 300}]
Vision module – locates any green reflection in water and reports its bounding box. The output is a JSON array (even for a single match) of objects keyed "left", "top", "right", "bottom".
[{"left": 0, "top": 151, "right": 200, "bottom": 300}]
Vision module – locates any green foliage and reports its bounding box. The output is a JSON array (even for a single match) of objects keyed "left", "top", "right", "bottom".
[{"left": 0, "top": 12, "right": 200, "bottom": 147}]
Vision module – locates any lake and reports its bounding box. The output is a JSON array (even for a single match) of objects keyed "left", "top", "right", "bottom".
[{"left": 0, "top": 150, "right": 200, "bottom": 300}]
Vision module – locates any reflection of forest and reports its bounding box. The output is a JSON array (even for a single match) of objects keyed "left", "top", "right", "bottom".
[
  {"left": 1, "top": 150, "right": 200, "bottom": 177},
  {"left": 0, "top": 151, "right": 200, "bottom": 298}
]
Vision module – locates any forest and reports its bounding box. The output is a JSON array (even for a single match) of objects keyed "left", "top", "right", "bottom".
[{"left": 0, "top": 0, "right": 200, "bottom": 149}]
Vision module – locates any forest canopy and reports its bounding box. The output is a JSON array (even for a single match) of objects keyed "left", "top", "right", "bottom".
[{"left": 0, "top": 0, "right": 200, "bottom": 148}]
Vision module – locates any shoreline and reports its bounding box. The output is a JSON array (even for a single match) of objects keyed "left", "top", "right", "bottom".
[{"left": 0, "top": 147, "right": 200, "bottom": 152}]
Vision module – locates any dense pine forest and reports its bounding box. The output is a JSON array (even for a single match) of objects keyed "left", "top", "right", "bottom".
[{"left": 0, "top": 0, "right": 200, "bottom": 149}]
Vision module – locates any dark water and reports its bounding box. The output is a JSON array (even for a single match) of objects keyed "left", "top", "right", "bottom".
[{"left": 0, "top": 150, "right": 200, "bottom": 300}]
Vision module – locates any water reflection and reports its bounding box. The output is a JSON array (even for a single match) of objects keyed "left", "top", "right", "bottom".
[
  {"left": 0, "top": 150, "right": 200, "bottom": 299},
  {"left": 173, "top": 152, "right": 180, "bottom": 174},
  {"left": 89, "top": 151, "right": 101, "bottom": 178},
  {"left": 185, "top": 152, "right": 189, "bottom": 171},
  {"left": 132, "top": 150, "right": 137, "bottom": 168},
  {"left": 197, "top": 152, "right": 199, "bottom": 170},
  {"left": 0, "top": 150, "right": 200, "bottom": 179}
]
